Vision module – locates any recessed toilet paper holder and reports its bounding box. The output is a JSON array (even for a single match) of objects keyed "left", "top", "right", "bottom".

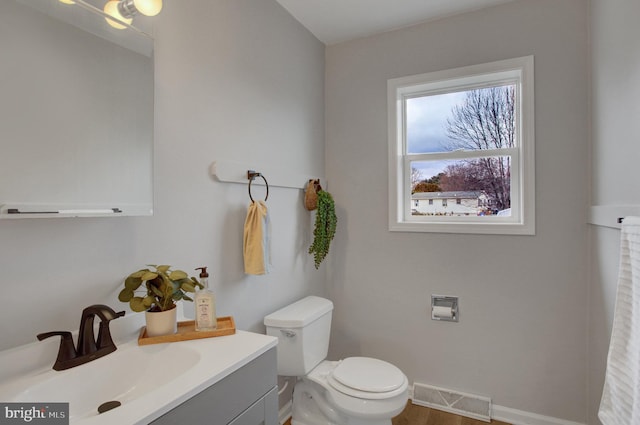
[{"left": 431, "top": 295, "right": 459, "bottom": 322}]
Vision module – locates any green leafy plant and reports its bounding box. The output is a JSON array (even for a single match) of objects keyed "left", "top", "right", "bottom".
[
  {"left": 118, "top": 265, "right": 202, "bottom": 312},
  {"left": 309, "top": 190, "right": 337, "bottom": 269}
]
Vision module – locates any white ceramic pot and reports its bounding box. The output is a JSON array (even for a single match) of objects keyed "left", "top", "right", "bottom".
[{"left": 145, "top": 306, "right": 178, "bottom": 337}]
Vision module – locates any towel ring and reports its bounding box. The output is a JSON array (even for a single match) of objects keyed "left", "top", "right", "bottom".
[{"left": 247, "top": 170, "right": 269, "bottom": 202}]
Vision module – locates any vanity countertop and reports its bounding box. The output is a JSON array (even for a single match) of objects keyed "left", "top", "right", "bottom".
[{"left": 0, "top": 311, "right": 277, "bottom": 425}]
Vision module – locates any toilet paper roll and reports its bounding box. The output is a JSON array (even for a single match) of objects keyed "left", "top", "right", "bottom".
[{"left": 432, "top": 305, "right": 454, "bottom": 319}]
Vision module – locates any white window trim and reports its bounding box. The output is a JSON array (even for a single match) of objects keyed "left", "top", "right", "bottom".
[{"left": 387, "top": 56, "right": 535, "bottom": 235}]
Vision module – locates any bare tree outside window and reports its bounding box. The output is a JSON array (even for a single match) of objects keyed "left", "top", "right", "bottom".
[
  {"left": 443, "top": 86, "right": 515, "bottom": 210},
  {"left": 410, "top": 167, "right": 423, "bottom": 191}
]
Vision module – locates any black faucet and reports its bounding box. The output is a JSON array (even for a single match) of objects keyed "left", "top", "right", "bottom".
[{"left": 37, "top": 304, "right": 125, "bottom": 371}]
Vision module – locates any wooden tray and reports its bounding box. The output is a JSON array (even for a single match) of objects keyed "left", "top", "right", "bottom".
[{"left": 138, "top": 316, "right": 236, "bottom": 345}]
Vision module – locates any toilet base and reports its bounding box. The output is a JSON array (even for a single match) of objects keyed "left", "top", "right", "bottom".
[
  {"left": 293, "top": 418, "right": 391, "bottom": 425},
  {"left": 293, "top": 419, "right": 391, "bottom": 425},
  {"left": 291, "top": 379, "right": 394, "bottom": 425}
]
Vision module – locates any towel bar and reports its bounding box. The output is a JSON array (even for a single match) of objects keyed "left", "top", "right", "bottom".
[{"left": 211, "top": 160, "right": 324, "bottom": 190}]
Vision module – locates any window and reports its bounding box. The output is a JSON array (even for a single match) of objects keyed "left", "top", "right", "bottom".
[{"left": 388, "top": 56, "right": 535, "bottom": 234}]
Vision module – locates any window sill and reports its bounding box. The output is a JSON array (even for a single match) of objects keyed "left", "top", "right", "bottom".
[{"left": 389, "top": 219, "right": 535, "bottom": 235}]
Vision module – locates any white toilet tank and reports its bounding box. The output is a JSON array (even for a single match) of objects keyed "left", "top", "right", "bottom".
[{"left": 264, "top": 296, "right": 333, "bottom": 376}]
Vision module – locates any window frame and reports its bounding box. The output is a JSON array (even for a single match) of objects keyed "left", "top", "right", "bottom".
[{"left": 387, "top": 56, "right": 535, "bottom": 235}]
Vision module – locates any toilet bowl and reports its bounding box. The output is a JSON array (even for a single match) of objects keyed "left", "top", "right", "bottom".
[
  {"left": 264, "top": 296, "right": 408, "bottom": 425},
  {"left": 293, "top": 358, "right": 408, "bottom": 425}
]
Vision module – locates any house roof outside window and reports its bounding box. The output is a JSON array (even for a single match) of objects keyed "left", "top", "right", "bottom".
[{"left": 411, "top": 191, "right": 486, "bottom": 200}]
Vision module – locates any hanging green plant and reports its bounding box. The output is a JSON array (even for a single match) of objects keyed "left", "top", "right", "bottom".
[{"left": 309, "top": 190, "right": 337, "bottom": 269}]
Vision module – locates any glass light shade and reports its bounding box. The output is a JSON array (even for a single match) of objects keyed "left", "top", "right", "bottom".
[
  {"left": 59, "top": 0, "right": 75, "bottom": 4},
  {"left": 133, "top": 0, "right": 162, "bottom": 17},
  {"left": 104, "top": 0, "right": 132, "bottom": 29}
]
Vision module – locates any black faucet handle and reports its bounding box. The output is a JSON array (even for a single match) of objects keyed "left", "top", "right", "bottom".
[
  {"left": 37, "top": 330, "right": 72, "bottom": 341},
  {"left": 37, "top": 331, "right": 77, "bottom": 371}
]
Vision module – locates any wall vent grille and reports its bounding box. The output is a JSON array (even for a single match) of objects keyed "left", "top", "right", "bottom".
[{"left": 412, "top": 382, "right": 491, "bottom": 422}]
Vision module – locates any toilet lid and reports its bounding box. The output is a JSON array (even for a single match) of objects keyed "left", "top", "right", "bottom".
[{"left": 331, "top": 357, "right": 405, "bottom": 393}]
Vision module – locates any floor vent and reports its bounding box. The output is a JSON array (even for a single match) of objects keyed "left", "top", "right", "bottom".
[{"left": 412, "top": 382, "right": 491, "bottom": 422}]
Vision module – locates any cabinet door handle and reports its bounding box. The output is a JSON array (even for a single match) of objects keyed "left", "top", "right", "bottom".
[{"left": 280, "top": 329, "right": 296, "bottom": 338}]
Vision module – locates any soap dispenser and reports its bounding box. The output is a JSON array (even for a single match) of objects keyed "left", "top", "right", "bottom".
[{"left": 195, "top": 267, "right": 217, "bottom": 331}]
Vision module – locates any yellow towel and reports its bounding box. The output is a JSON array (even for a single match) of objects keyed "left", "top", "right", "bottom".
[{"left": 243, "top": 200, "right": 271, "bottom": 275}]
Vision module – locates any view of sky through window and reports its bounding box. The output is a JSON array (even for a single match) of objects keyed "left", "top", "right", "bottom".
[{"left": 406, "top": 91, "right": 466, "bottom": 155}]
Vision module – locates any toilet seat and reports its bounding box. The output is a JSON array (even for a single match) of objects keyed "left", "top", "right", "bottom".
[{"left": 327, "top": 357, "right": 408, "bottom": 400}]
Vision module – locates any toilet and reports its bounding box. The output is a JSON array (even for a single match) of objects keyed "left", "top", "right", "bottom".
[{"left": 264, "top": 296, "right": 408, "bottom": 425}]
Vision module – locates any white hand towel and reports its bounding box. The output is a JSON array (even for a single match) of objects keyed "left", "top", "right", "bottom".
[
  {"left": 599, "top": 216, "right": 640, "bottom": 425},
  {"left": 243, "top": 200, "right": 271, "bottom": 275}
]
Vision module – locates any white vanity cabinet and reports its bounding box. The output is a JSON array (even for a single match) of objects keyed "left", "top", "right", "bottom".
[{"left": 151, "top": 347, "right": 278, "bottom": 425}]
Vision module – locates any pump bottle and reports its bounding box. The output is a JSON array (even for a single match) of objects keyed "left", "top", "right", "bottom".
[{"left": 194, "top": 267, "right": 216, "bottom": 331}]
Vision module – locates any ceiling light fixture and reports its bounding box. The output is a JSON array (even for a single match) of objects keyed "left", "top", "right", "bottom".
[
  {"left": 104, "top": 0, "right": 162, "bottom": 29},
  {"left": 119, "top": 0, "right": 163, "bottom": 17},
  {"left": 104, "top": 0, "right": 132, "bottom": 29}
]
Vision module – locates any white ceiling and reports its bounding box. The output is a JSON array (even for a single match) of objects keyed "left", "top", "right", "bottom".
[{"left": 275, "top": 0, "right": 516, "bottom": 45}]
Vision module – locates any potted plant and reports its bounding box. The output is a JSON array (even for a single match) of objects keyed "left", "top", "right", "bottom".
[
  {"left": 118, "top": 265, "right": 202, "bottom": 337},
  {"left": 308, "top": 189, "right": 337, "bottom": 269}
]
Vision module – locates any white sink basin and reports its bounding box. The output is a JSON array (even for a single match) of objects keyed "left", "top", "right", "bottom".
[
  {"left": 0, "top": 310, "right": 277, "bottom": 425},
  {"left": 3, "top": 343, "right": 200, "bottom": 420}
]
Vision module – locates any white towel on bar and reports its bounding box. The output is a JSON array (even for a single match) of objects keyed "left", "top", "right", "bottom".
[{"left": 599, "top": 216, "right": 640, "bottom": 425}]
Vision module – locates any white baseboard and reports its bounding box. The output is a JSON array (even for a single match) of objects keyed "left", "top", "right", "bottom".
[
  {"left": 407, "top": 385, "right": 586, "bottom": 425},
  {"left": 279, "top": 400, "right": 292, "bottom": 425},
  {"left": 490, "top": 405, "right": 586, "bottom": 425},
  {"left": 283, "top": 387, "right": 586, "bottom": 425}
]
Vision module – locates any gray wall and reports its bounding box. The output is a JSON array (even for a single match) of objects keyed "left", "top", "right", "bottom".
[
  {"left": 325, "top": 0, "right": 589, "bottom": 421},
  {"left": 0, "top": 0, "right": 325, "bottom": 351},
  {"left": 588, "top": 0, "right": 640, "bottom": 423}
]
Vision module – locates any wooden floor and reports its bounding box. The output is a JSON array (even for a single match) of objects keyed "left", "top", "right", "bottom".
[
  {"left": 284, "top": 401, "right": 512, "bottom": 425},
  {"left": 392, "top": 402, "right": 511, "bottom": 425}
]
